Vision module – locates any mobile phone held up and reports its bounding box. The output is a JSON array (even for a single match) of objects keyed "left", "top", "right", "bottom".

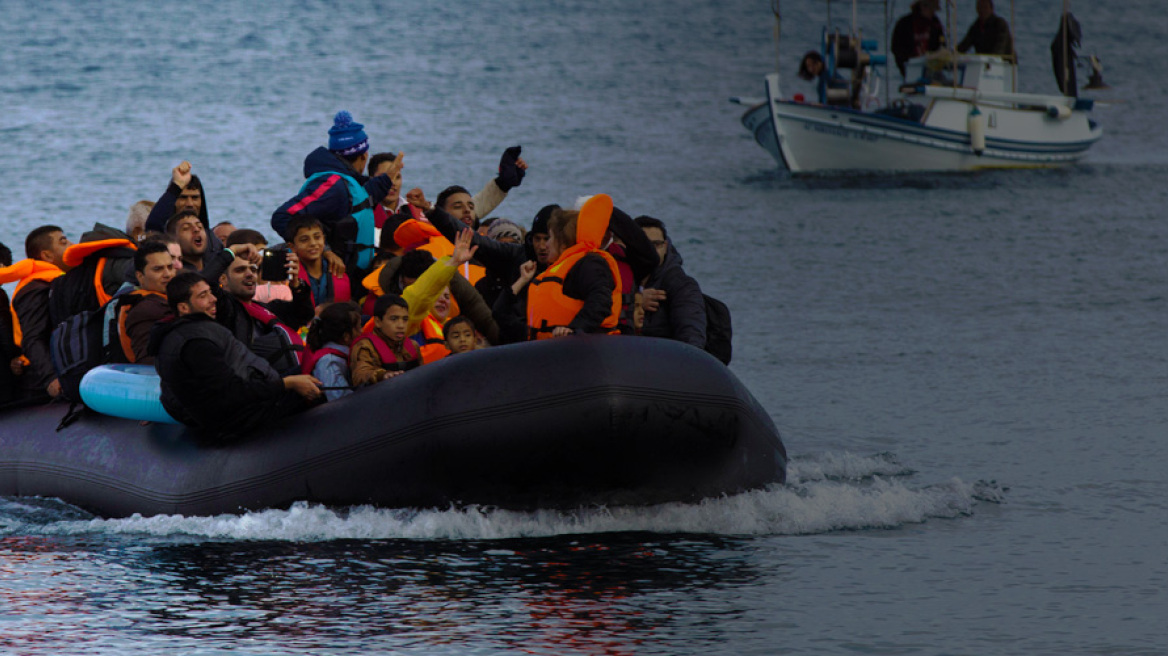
[{"left": 260, "top": 246, "right": 290, "bottom": 282}]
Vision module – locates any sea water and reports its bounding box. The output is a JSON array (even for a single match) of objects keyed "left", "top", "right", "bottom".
[{"left": 1, "top": 1, "right": 1165, "bottom": 654}]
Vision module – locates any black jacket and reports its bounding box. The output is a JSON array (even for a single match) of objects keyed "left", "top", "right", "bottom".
[
  {"left": 641, "top": 243, "right": 707, "bottom": 348},
  {"left": 12, "top": 280, "right": 55, "bottom": 394},
  {"left": 150, "top": 313, "right": 287, "bottom": 435},
  {"left": 143, "top": 173, "right": 225, "bottom": 256},
  {"left": 891, "top": 8, "right": 946, "bottom": 76}
]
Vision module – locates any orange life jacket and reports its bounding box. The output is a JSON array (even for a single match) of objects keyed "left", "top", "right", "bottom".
[
  {"left": 393, "top": 218, "right": 486, "bottom": 285},
  {"left": 0, "top": 259, "right": 65, "bottom": 361},
  {"left": 526, "top": 194, "right": 621, "bottom": 340},
  {"left": 416, "top": 313, "right": 450, "bottom": 363},
  {"left": 115, "top": 289, "right": 165, "bottom": 363},
  {"left": 62, "top": 238, "right": 138, "bottom": 306}
]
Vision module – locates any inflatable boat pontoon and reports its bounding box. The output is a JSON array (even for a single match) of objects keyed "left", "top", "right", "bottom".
[{"left": 0, "top": 337, "right": 786, "bottom": 518}]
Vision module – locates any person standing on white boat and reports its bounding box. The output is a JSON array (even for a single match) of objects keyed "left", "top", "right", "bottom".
[
  {"left": 957, "top": 0, "right": 1014, "bottom": 57},
  {"left": 891, "top": 0, "right": 946, "bottom": 78}
]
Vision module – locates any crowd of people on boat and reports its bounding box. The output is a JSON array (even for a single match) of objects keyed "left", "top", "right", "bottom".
[{"left": 0, "top": 111, "right": 725, "bottom": 439}]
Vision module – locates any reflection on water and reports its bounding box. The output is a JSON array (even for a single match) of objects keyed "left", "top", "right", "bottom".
[{"left": 2, "top": 534, "right": 763, "bottom": 655}]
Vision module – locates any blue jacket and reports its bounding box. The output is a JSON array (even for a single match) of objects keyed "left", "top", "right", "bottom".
[{"left": 271, "top": 147, "right": 394, "bottom": 271}]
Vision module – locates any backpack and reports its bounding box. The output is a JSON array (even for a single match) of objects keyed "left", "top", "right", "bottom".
[
  {"left": 702, "top": 294, "right": 732, "bottom": 365},
  {"left": 48, "top": 225, "right": 137, "bottom": 326},
  {"left": 48, "top": 298, "right": 123, "bottom": 404}
]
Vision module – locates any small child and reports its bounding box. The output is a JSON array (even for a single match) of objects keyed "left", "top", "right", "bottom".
[
  {"left": 303, "top": 301, "right": 362, "bottom": 401},
  {"left": 288, "top": 215, "right": 351, "bottom": 307},
  {"left": 443, "top": 315, "right": 477, "bottom": 355},
  {"left": 350, "top": 294, "right": 421, "bottom": 386}
]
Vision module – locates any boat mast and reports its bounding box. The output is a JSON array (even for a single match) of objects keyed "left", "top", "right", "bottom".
[
  {"left": 946, "top": 0, "right": 958, "bottom": 89},
  {"left": 1011, "top": 0, "right": 1017, "bottom": 91},
  {"left": 773, "top": 0, "right": 781, "bottom": 75},
  {"left": 884, "top": 0, "right": 890, "bottom": 108},
  {"left": 1061, "top": 0, "right": 1071, "bottom": 97}
]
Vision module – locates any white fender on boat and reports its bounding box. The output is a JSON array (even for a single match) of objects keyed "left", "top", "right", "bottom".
[
  {"left": 968, "top": 106, "right": 986, "bottom": 155},
  {"left": 79, "top": 364, "right": 181, "bottom": 424},
  {"left": 1046, "top": 104, "right": 1072, "bottom": 120}
]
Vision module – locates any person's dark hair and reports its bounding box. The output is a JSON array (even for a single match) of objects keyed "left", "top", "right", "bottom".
[
  {"left": 0, "top": 242, "right": 12, "bottom": 268},
  {"left": 225, "top": 229, "right": 267, "bottom": 248},
  {"left": 25, "top": 225, "right": 64, "bottom": 261},
  {"left": 184, "top": 174, "right": 204, "bottom": 193},
  {"left": 435, "top": 185, "right": 470, "bottom": 212},
  {"left": 634, "top": 215, "right": 669, "bottom": 241},
  {"left": 306, "top": 301, "right": 361, "bottom": 351},
  {"left": 140, "top": 231, "right": 177, "bottom": 247},
  {"left": 443, "top": 315, "right": 474, "bottom": 337},
  {"left": 286, "top": 215, "right": 325, "bottom": 241},
  {"left": 133, "top": 241, "right": 172, "bottom": 273},
  {"left": 165, "top": 208, "right": 200, "bottom": 235},
  {"left": 797, "top": 50, "right": 824, "bottom": 81},
  {"left": 547, "top": 209, "right": 578, "bottom": 250},
  {"left": 367, "top": 152, "right": 398, "bottom": 176},
  {"left": 167, "top": 271, "right": 207, "bottom": 313},
  {"left": 373, "top": 293, "right": 409, "bottom": 319},
  {"left": 398, "top": 250, "right": 436, "bottom": 281}
]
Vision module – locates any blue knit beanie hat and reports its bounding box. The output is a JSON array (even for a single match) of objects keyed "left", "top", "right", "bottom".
[{"left": 328, "top": 111, "right": 369, "bottom": 156}]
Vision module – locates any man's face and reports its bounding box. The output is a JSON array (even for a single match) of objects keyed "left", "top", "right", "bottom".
[
  {"left": 167, "top": 243, "right": 184, "bottom": 269},
  {"left": 136, "top": 252, "right": 176, "bottom": 293},
  {"left": 642, "top": 226, "right": 668, "bottom": 264},
  {"left": 445, "top": 322, "right": 476, "bottom": 354},
  {"left": 181, "top": 280, "right": 217, "bottom": 318},
  {"left": 220, "top": 257, "right": 258, "bottom": 301},
  {"left": 41, "top": 230, "right": 74, "bottom": 269},
  {"left": 176, "top": 188, "right": 202, "bottom": 215},
  {"left": 377, "top": 304, "right": 410, "bottom": 342},
  {"left": 532, "top": 233, "right": 551, "bottom": 264},
  {"left": 374, "top": 160, "right": 403, "bottom": 209},
  {"left": 442, "top": 192, "right": 476, "bottom": 227},
  {"left": 292, "top": 226, "right": 326, "bottom": 263},
  {"left": 173, "top": 217, "right": 207, "bottom": 258},
  {"left": 977, "top": 0, "right": 992, "bottom": 19}
]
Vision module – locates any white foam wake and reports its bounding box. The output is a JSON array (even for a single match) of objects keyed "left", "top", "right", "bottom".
[{"left": 12, "top": 452, "right": 1004, "bottom": 541}]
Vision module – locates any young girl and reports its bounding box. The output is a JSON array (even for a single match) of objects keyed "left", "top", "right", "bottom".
[{"left": 303, "top": 301, "right": 362, "bottom": 401}]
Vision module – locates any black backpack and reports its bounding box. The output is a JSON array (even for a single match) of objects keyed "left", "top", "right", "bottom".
[
  {"left": 703, "top": 294, "right": 732, "bottom": 365},
  {"left": 48, "top": 292, "right": 144, "bottom": 404},
  {"left": 47, "top": 224, "right": 137, "bottom": 326}
]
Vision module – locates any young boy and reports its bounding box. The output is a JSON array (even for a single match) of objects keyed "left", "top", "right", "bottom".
[
  {"left": 349, "top": 294, "right": 421, "bottom": 386},
  {"left": 288, "top": 215, "right": 351, "bottom": 306},
  {"left": 443, "top": 315, "right": 477, "bottom": 355}
]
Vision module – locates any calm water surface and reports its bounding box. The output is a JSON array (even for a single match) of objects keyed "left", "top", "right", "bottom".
[{"left": 1, "top": 1, "right": 1165, "bottom": 654}]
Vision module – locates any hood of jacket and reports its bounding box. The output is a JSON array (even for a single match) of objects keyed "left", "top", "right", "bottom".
[{"left": 303, "top": 146, "right": 368, "bottom": 182}]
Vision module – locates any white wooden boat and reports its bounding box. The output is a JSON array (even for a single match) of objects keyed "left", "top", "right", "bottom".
[{"left": 734, "top": 3, "right": 1104, "bottom": 174}]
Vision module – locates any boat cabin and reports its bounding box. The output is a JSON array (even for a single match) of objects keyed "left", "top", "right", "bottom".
[{"left": 904, "top": 54, "right": 1015, "bottom": 93}]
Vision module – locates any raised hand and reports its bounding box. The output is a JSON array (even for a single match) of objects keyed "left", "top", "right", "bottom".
[
  {"left": 451, "top": 227, "right": 479, "bottom": 266},
  {"left": 172, "top": 161, "right": 193, "bottom": 188},
  {"left": 496, "top": 145, "right": 525, "bottom": 191}
]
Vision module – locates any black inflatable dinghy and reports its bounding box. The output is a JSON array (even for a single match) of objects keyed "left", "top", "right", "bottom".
[{"left": 0, "top": 337, "right": 786, "bottom": 518}]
